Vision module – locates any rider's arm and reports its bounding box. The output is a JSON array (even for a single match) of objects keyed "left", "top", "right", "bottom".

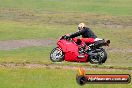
[{"left": 69, "top": 29, "right": 86, "bottom": 38}]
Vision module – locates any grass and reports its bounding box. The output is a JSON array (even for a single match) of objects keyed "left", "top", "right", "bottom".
[
  {"left": 0, "top": 46, "right": 52, "bottom": 63},
  {"left": 0, "top": 67, "right": 131, "bottom": 88},
  {"left": 0, "top": 21, "right": 74, "bottom": 40},
  {"left": 0, "top": 21, "right": 131, "bottom": 67},
  {"left": 0, "top": 0, "right": 131, "bottom": 88},
  {"left": 0, "top": 45, "right": 131, "bottom": 68},
  {"left": 0, "top": 9, "right": 131, "bottom": 26},
  {"left": 0, "top": 0, "right": 132, "bottom": 16},
  {"left": 0, "top": 21, "right": 131, "bottom": 47},
  {"left": 0, "top": 20, "right": 131, "bottom": 68}
]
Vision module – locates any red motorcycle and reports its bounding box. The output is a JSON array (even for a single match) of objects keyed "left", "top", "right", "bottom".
[{"left": 50, "top": 35, "right": 109, "bottom": 64}]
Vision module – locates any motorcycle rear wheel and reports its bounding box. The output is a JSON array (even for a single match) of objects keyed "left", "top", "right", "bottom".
[
  {"left": 50, "top": 47, "right": 64, "bottom": 62},
  {"left": 89, "top": 48, "right": 107, "bottom": 64}
]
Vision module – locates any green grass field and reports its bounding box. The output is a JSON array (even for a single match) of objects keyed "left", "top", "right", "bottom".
[
  {"left": 0, "top": 67, "right": 131, "bottom": 88},
  {"left": 0, "top": 0, "right": 132, "bottom": 88},
  {"left": 0, "top": 22, "right": 131, "bottom": 67},
  {"left": 0, "top": 0, "right": 132, "bottom": 16}
]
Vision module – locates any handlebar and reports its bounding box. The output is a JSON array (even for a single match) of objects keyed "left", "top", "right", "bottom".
[{"left": 60, "top": 35, "right": 73, "bottom": 42}]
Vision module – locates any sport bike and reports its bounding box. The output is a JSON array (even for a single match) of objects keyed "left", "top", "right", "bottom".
[{"left": 50, "top": 35, "right": 110, "bottom": 64}]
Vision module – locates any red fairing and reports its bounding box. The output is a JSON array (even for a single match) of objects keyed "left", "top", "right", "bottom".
[
  {"left": 57, "top": 39, "right": 88, "bottom": 62},
  {"left": 51, "top": 35, "right": 109, "bottom": 64}
]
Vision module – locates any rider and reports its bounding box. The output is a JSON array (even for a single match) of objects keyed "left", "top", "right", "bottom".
[{"left": 65, "top": 23, "right": 110, "bottom": 48}]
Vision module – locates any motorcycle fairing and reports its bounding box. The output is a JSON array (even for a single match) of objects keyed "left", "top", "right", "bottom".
[{"left": 57, "top": 39, "right": 88, "bottom": 62}]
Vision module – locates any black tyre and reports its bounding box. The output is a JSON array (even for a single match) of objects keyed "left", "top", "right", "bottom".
[
  {"left": 89, "top": 48, "right": 107, "bottom": 64},
  {"left": 76, "top": 75, "right": 87, "bottom": 86},
  {"left": 100, "top": 48, "right": 107, "bottom": 63},
  {"left": 50, "top": 47, "right": 64, "bottom": 62}
]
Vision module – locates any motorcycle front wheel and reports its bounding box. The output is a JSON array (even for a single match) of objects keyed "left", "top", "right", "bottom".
[{"left": 50, "top": 47, "right": 64, "bottom": 62}]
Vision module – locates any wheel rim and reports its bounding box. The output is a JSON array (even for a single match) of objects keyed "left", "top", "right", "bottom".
[
  {"left": 98, "top": 51, "right": 105, "bottom": 58},
  {"left": 90, "top": 56, "right": 99, "bottom": 63},
  {"left": 51, "top": 48, "right": 63, "bottom": 61},
  {"left": 90, "top": 50, "right": 105, "bottom": 63}
]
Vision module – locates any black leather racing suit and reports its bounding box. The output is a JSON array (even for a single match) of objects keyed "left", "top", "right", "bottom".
[
  {"left": 68, "top": 27, "right": 106, "bottom": 47},
  {"left": 69, "top": 27, "right": 97, "bottom": 38}
]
